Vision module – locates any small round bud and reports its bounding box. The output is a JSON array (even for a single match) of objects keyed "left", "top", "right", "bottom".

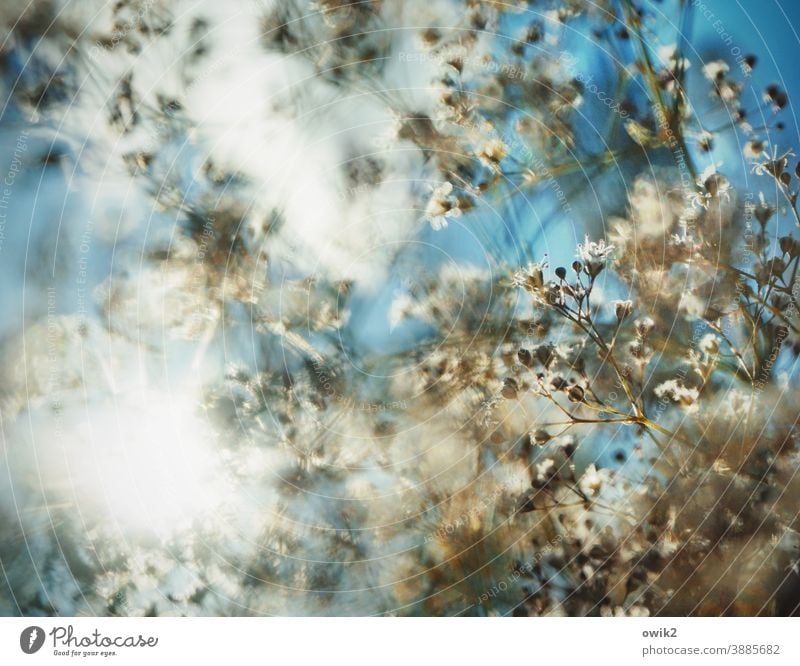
[
  {"left": 613, "top": 299, "right": 633, "bottom": 321},
  {"left": 501, "top": 377, "right": 519, "bottom": 400},
  {"left": 779, "top": 235, "right": 799, "bottom": 257},
  {"left": 634, "top": 316, "right": 655, "bottom": 338},
  {"left": 567, "top": 384, "right": 585, "bottom": 403},
  {"left": 535, "top": 344, "right": 556, "bottom": 367},
  {"left": 766, "top": 83, "right": 780, "bottom": 100}
]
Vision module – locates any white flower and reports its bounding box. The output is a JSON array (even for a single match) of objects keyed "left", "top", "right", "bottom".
[
  {"left": 577, "top": 236, "right": 614, "bottom": 262},
  {"left": 697, "top": 130, "right": 714, "bottom": 152},
  {"left": 627, "top": 605, "right": 651, "bottom": 617},
  {"left": 702, "top": 60, "right": 729, "bottom": 81},
  {"left": 743, "top": 139, "right": 765, "bottom": 160},
  {"left": 535, "top": 458, "right": 556, "bottom": 484},
  {"left": 388, "top": 293, "right": 414, "bottom": 332},
  {"left": 750, "top": 146, "right": 793, "bottom": 179},
  {"left": 657, "top": 43, "right": 690, "bottom": 72},
  {"left": 513, "top": 260, "right": 547, "bottom": 293},
  {"left": 425, "top": 181, "right": 462, "bottom": 229},
  {"left": 627, "top": 178, "right": 680, "bottom": 238},
  {"left": 654, "top": 379, "right": 699, "bottom": 408},
  {"left": 721, "top": 389, "right": 754, "bottom": 420},
  {"left": 477, "top": 138, "right": 507, "bottom": 168},
  {"left": 698, "top": 333, "right": 720, "bottom": 355},
  {"left": 576, "top": 236, "right": 614, "bottom": 277},
  {"left": 579, "top": 464, "right": 603, "bottom": 496},
  {"left": 692, "top": 164, "right": 731, "bottom": 208}
]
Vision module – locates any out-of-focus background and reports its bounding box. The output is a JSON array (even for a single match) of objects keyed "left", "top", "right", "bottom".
[{"left": 1, "top": 0, "right": 799, "bottom": 616}]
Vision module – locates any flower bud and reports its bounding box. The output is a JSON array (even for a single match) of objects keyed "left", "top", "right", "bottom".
[
  {"left": 613, "top": 299, "right": 633, "bottom": 321},
  {"left": 535, "top": 344, "right": 556, "bottom": 367},
  {"left": 567, "top": 384, "right": 585, "bottom": 403},
  {"left": 634, "top": 316, "right": 655, "bottom": 338},
  {"left": 501, "top": 377, "right": 519, "bottom": 400},
  {"left": 779, "top": 235, "right": 799, "bottom": 257}
]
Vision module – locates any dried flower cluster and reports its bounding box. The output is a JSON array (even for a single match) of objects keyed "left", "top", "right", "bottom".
[{"left": 0, "top": 0, "right": 798, "bottom": 617}]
